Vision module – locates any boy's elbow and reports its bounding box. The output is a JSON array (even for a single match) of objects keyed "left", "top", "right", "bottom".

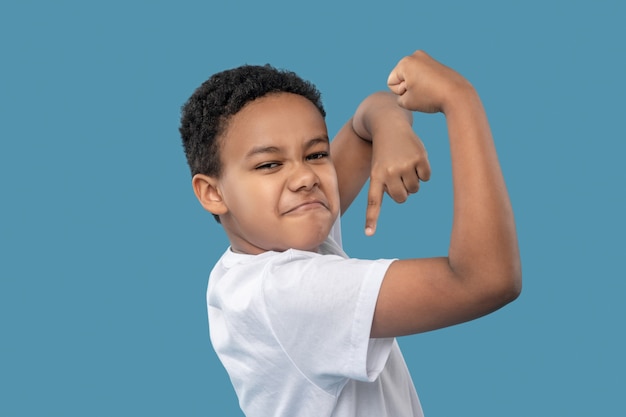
[
  {"left": 507, "top": 256, "right": 523, "bottom": 298},
  {"left": 510, "top": 269, "right": 523, "bottom": 303},
  {"left": 510, "top": 266, "right": 523, "bottom": 299},
  {"left": 488, "top": 265, "right": 522, "bottom": 309},
  {"left": 500, "top": 273, "right": 522, "bottom": 306}
]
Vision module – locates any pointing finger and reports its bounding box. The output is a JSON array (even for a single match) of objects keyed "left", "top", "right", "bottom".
[{"left": 365, "top": 178, "right": 384, "bottom": 236}]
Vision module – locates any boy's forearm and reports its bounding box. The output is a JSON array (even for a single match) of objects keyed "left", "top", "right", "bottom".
[
  {"left": 444, "top": 86, "right": 521, "bottom": 295},
  {"left": 332, "top": 117, "right": 371, "bottom": 215}
]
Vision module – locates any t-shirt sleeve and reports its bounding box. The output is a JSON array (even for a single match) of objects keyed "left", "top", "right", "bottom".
[{"left": 262, "top": 252, "right": 395, "bottom": 394}]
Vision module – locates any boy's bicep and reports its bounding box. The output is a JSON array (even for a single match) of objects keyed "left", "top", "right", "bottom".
[
  {"left": 331, "top": 118, "right": 372, "bottom": 215},
  {"left": 371, "top": 258, "right": 508, "bottom": 338}
]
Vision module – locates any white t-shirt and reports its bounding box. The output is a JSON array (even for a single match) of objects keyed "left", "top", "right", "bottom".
[{"left": 207, "top": 223, "right": 423, "bottom": 417}]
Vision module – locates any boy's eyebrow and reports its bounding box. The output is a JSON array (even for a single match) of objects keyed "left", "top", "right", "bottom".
[
  {"left": 303, "top": 136, "right": 330, "bottom": 150},
  {"left": 245, "top": 145, "right": 281, "bottom": 159},
  {"left": 244, "top": 136, "right": 329, "bottom": 159}
]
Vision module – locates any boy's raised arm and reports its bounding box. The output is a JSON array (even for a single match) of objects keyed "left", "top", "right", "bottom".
[{"left": 371, "top": 51, "right": 522, "bottom": 338}]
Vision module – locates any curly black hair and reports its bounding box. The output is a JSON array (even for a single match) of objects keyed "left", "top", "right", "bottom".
[{"left": 179, "top": 64, "right": 326, "bottom": 180}]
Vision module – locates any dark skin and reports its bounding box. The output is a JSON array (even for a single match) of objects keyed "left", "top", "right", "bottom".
[{"left": 329, "top": 51, "right": 521, "bottom": 338}]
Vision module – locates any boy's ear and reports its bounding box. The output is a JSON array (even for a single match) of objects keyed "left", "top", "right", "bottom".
[{"left": 192, "top": 174, "right": 228, "bottom": 216}]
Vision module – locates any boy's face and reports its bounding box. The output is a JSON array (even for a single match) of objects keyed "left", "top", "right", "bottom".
[{"left": 212, "top": 93, "right": 340, "bottom": 254}]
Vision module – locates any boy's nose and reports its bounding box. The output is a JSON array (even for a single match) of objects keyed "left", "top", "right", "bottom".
[{"left": 288, "top": 163, "right": 320, "bottom": 192}]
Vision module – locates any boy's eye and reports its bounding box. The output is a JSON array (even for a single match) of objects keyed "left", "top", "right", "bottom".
[
  {"left": 255, "top": 162, "right": 281, "bottom": 170},
  {"left": 307, "top": 152, "right": 329, "bottom": 161}
]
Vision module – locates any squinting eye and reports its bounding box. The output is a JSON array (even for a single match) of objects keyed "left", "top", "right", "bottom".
[
  {"left": 256, "top": 162, "right": 281, "bottom": 170},
  {"left": 307, "top": 152, "right": 329, "bottom": 160}
]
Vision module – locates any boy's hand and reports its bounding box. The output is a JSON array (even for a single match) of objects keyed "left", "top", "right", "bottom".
[
  {"left": 352, "top": 92, "right": 432, "bottom": 236},
  {"left": 387, "top": 50, "right": 471, "bottom": 114},
  {"left": 365, "top": 124, "right": 430, "bottom": 236},
  {"left": 363, "top": 51, "right": 471, "bottom": 235}
]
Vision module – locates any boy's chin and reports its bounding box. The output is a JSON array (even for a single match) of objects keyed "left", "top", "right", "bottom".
[{"left": 230, "top": 216, "right": 336, "bottom": 254}]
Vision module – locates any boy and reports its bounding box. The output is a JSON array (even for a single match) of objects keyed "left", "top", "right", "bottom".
[{"left": 179, "top": 51, "right": 521, "bottom": 417}]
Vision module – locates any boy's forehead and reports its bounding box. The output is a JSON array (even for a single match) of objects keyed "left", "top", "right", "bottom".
[{"left": 221, "top": 93, "right": 328, "bottom": 154}]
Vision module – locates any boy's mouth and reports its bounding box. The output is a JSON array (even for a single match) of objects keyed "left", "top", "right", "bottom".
[{"left": 283, "top": 199, "right": 328, "bottom": 215}]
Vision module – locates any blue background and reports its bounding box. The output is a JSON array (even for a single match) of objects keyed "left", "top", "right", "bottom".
[{"left": 1, "top": 0, "right": 624, "bottom": 415}]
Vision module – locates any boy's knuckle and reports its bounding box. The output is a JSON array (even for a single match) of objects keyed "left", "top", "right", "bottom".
[
  {"left": 386, "top": 166, "right": 399, "bottom": 176},
  {"left": 394, "top": 194, "right": 408, "bottom": 203}
]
